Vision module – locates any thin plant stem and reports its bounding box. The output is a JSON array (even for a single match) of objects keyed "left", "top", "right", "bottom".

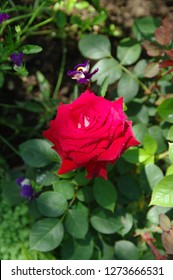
[
  {"left": 28, "top": 30, "right": 53, "bottom": 36},
  {"left": 5, "top": 14, "right": 32, "bottom": 25},
  {"left": 0, "top": 134, "right": 21, "bottom": 157},
  {"left": 60, "top": 190, "right": 78, "bottom": 222},
  {"left": 8, "top": 0, "right": 16, "bottom": 7},
  {"left": 0, "top": 103, "right": 21, "bottom": 109},
  {"left": 142, "top": 232, "right": 166, "bottom": 260},
  {"left": 28, "top": 17, "right": 53, "bottom": 32},
  {"left": 120, "top": 64, "right": 151, "bottom": 94},
  {"left": 21, "top": 3, "right": 45, "bottom": 36},
  {"left": 157, "top": 151, "right": 169, "bottom": 160},
  {"left": 34, "top": 0, "right": 40, "bottom": 9},
  {"left": 53, "top": 42, "right": 67, "bottom": 99}
]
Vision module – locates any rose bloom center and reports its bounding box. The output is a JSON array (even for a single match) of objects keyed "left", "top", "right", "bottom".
[{"left": 78, "top": 114, "right": 90, "bottom": 128}]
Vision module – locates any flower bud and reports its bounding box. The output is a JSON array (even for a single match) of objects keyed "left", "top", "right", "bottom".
[
  {"left": 159, "top": 214, "right": 171, "bottom": 231},
  {"left": 161, "top": 228, "right": 173, "bottom": 254},
  {"left": 15, "top": 25, "right": 22, "bottom": 34}
]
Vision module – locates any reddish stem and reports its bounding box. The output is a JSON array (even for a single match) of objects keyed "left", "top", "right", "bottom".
[{"left": 142, "top": 232, "right": 166, "bottom": 260}]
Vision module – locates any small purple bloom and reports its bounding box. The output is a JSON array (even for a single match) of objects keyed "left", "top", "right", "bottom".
[
  {"left": 16, "top": 177, "right": 35, "bottom": 200},
  {"left": 10, "top": 51, "right": 23, "bottom": 67},
  {"left": 67, "top": 60, "right": 99, "bottom": 85},
  {"left": 0, "top": 13, "right": 9, "bottom": 24}
]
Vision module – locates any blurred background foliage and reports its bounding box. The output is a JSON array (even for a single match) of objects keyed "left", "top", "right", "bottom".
[{"left": 1, "top": 0, "right": 173, "bottom": 260}]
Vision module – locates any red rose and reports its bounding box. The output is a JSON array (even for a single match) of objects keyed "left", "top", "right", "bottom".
[{"left": 43, "top": 89, "right": 139, "bottom": 179}]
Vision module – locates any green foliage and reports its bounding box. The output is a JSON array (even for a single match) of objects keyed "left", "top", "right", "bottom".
[
  {"left": 21, "top": 44, "right": 43, "bottom": 54},
  {"left": 91, "top": 58, "right": 122, "bottom": 85},
  {"left": 145, "top": 163, "right": 164, "bottom": 190},
  {"left": 117, "top": 73, "right": 139, "bottom": 103},
  {"left": 0, "top": 200, "right": 30, "bottom": 260},
  {"left": 37, "top": 191, "right": 68, "bottom": 217},
  {"left": 115, "top": 240, "right": 140, "bottom": 260},
  {"left": 53, "top": 180, "right": 75, "bottom": 199},
  {"left": 30, "top": 218, "right": 64, "bottom": 252},
  {"left": 0, "top": 198, "right": 54, "bottom": 260},
  {"left": 132, "top": 16, "right": 160, "bottom": 40},
  {"left": 93, "top": 178, "right": 117, "bottom": 212},
  {"left": 150, "top": 175, "right": 173, "bottom": 207},
  {"left": 157, "top": 98, "right": 173, "bottom": 123},
  {"left": 90, "top": 208, "right": 123, "bottom": 234},
  {"left": 117, "top": 38, "right": 141, "bottom": 65},
  {"left": 1, "top": 0, "right": 173, "bottom": 260},
  {"left": 65, "top": 206, "right": 88, "bottom": 239},
  {"left": 19, "top": 139, "right": 58, "bottom": 168},
  {"left": 62, "top": 233, "right": 94, "bottom": 260},
  {"left": 79, "top": 34, "right": 111, "bottom": 59}
]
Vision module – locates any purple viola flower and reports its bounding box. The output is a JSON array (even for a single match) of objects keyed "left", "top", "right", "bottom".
[
  {"left": 10, "top": 51, "right": 23, "bottom": 67},
  {"left": 67, "top": 60, "right": 99, "bottom": 85},
  {"left": 0, "top": 13, "right": 9, "bottom": 24},
  {"left": 16, "top": 177, "right": 35, "bottom": 200}
]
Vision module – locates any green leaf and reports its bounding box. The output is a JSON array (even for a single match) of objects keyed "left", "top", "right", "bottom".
[
  {"left": 78, "top": 34, "right": 111, "bottom": 59},
  {"left": 122, "top": 147, "right": 139, "bottom": 164},
  {"left": 117, "top": 175, "right": 141, "bottom": 201},
  {"left": 30, "top": 218, "right": 64, "bottom": 252},
  {"left": 128, "top": 103, "right": 149, "bottom": 124},
  {"left": 168, "top": 143, "right": 173, "bottom": 163},
  {"left": 101, "top": 240, "right": 114, "bottom": 260},
  {"left": 37, "top": 191, "right": 68, "bottom": 217},
  {"left": 150, "top": 175, "right": 173, "bottom": 206},
  {"left": 132, "top": 123, "right": 147, "bottom": 143},
  {"left": 76, "top": 1, "right": 89, "bottom": 9},
  {"left": 144, "top": 62, "right": 159, "bottom": 78},
  {"left": 14, "top": 65, "right": 28, "bottom": 77},
  {"left": 99, "top": 76, "right": 109, "bottom": 97},
  {"left": 117, "top": 38, "right": 141, "bottom": 65},
  {"left": 92, "top": 10, "right": 107, "bottom": 25},
  {"left": 58, "top": 171, "right": 75, "bottom": 179},
  {"left": 116, "top": 158, "right": 134, "bottom": 175},
  {"left": 123, "top": 147, "right": 151, "bottom": 164},
  {"left": 2, "top": 181, "right": 23, "bottom": 206},
  {"left": 145, "top": 163, "right": 164, "bottom": 190},
  {"left": 133, "top": 16, "right": 160, "bottom": 40},
  {"left": 133, "top": 59, "right": 147, "bottom": 77},
  {"left": 70, "top": 15, "right": 82, "bottom": 26},
  {"left": 55, "top": 10, "right": 67, "bottom": 28},
  {"left": 62, "top": 233, "right": 93, "bottom": 260},
  {"left": 36, "top": 71, "right": 51, "bottom": 100},
  {"left": 138, "top": 148, "right": 154, "bottom": 164},
  {"left": 148, "top": 125, "right": 167, "bottom": 153},
  {"left": 77, "top": 186, "right": 94, "bottom": 202},
  {"left": 147, "top": 206, "right": 171, "bottom": 224},
  {"left": 53, "top": 180, "right": 75, "bottom": 200},
  {"left": 117, "top": 73, "right": 139, "bottom": 103},
  {"left": 19, "top": 139, "right": 56, "bottom": 168},
  {"left": 91, "top": 58, "right": 122, "bottom": 85},
  {"left": 16, "top": 101, "right": 43, "bottom": 113},
  {"left": 36, "top": 171, "right": 58, "bottom": 186},
  {"left": 65, "top": 208, "right": 88, "bottom": 239},
  {"left": 157, "top": 98, "right": 173, "bottom": 123},
  {"left": 143, "top": 134, "right": 158, "bottom": 155},
  {"left": 72, "top": 171, "right": 90, "bottom": 186},
  {"left": 114, "top": 240, "right": 140, "bottom": 260},
  {"left": 166, "top": 165, "right": 173, "bottom": 176},
  {"left": 118, "top": 213, "right": 133, "bottom": 236},
  {"left": 167, "top": 126, "right": 173, "bottom": 141},
  {"left": 90, "top": 208, "right": 123, "bottom": 234},
  {"left": 21, "top": 44, "right": 43, "bottom": 54},
  {"left": 93, "top": 178, "right": 117, "bottom": 212}
]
